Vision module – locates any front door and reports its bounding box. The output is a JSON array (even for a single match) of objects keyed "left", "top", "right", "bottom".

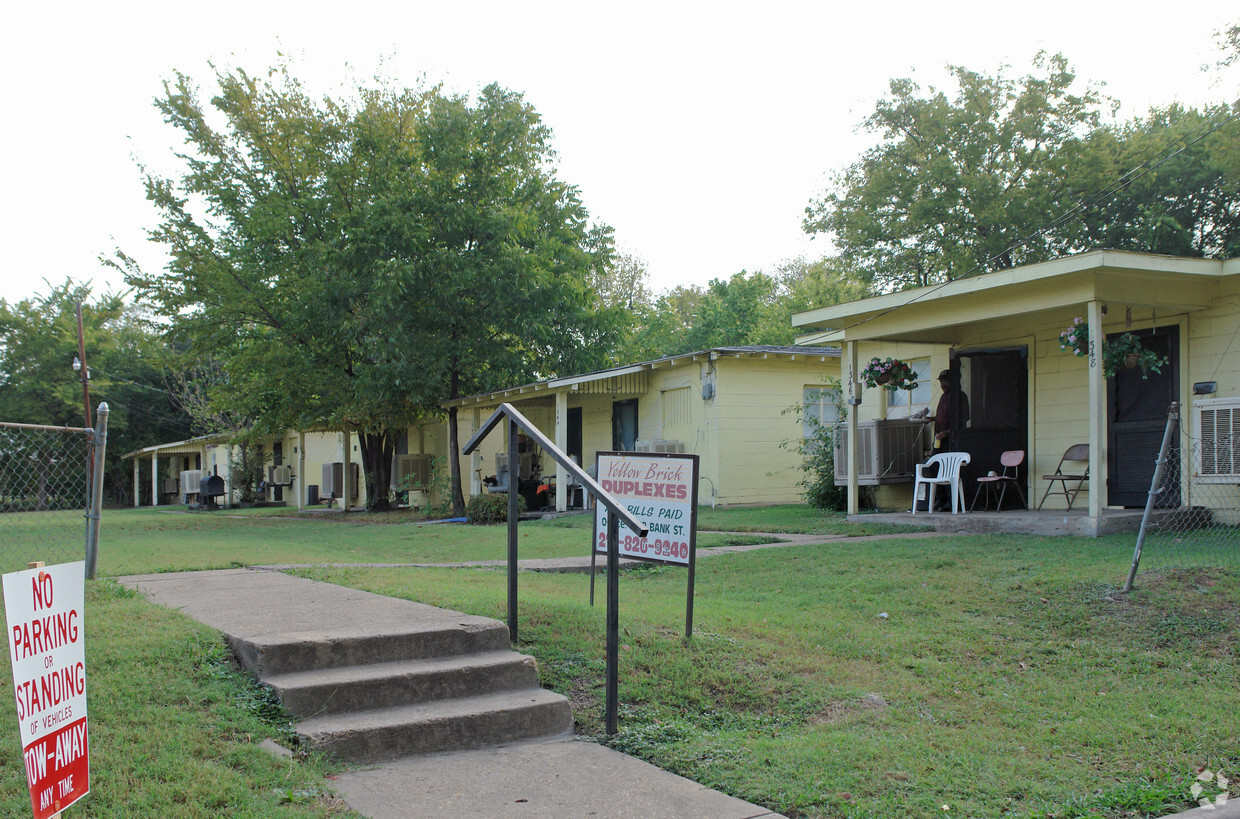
[
  {"left": 612, "top": 399, "right": 638, "bottom": 451},
  {"left": 951, "top": 348, "right": 1029, "bottom": 509},
  {"left": 1108, "top": 326, "right": 1179, "bottom": 507}
]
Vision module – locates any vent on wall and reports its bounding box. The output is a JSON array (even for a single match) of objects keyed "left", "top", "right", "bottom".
[
  {"left": 1194, "top": 396, "right": 1240, "bottom": 482},
  {"left": 635, "top": 439, "right": 685, "bottom": 453},
  {"left": 394, "top": 454, "right": 432, "bottom": 487}
]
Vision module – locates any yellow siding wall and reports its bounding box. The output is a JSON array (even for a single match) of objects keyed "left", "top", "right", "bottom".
[{"left": 711, "top": 355, "right": 841, "bottom": 505}]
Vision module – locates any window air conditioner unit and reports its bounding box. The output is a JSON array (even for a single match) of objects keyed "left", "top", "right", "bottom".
[
  {"left": 162, "top": 477, "right": 178, "bottom": 495},
  {"left": 833, "top": 419, "right": 932, "bottom": 486},
  {"left": 495, "top": 452, "right": 535, "bottom": 479},
  {"left": 636, "top": 439, "right": 684, "bottom": 453},
  {"left": 321, "top": 462, "right": 360, "bottom": 499},
  {"left": 1194, "top": 396, "right": 1240, "bottom": 482},
  {"left": 394, "top": 454, "right": 433, "bottom": 487},
  {"left": 268, "top": 465, "right": 294, "bottom": 486},
  {"left": 179, "top": 470, "right": 204, "bottom": 495}
]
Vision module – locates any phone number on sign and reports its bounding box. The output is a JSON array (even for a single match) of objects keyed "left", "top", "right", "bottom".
[{"left": 596, "top": 532, "right": 689, "bottom": 560}]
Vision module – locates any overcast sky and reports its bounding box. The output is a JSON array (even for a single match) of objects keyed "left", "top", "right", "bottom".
[{"left": 1, "top": 1, "right": 1236, "bottom": 306}]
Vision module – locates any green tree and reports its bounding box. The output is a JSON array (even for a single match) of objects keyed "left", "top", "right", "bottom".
[
  {"left": 118, "top": 65, "right": 613, "bottom": 513},
  {"left": 1066, "top": 103, "right": 1240, "bottom": 258},
  {"left": 0, "top": 280, "right": 191, "bottom": 504},
  {"left": 805, "top": 53, "right": 1105, "bottom": 290}
]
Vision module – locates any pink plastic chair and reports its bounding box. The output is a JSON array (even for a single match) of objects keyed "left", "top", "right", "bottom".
[{"left": 970, "top": 450, "right": 1027, "bottom": 511}]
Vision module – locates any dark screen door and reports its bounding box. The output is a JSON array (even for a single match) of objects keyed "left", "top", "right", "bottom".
[
  {"left": 952, "top": 348, "right": 1029, "bottom": 508},
  {"left": 1108, "top": 327, "right": 1178, "bottom": 507},
  {"left": 612, "top": 399, "right": 638, "bottom": 451}
]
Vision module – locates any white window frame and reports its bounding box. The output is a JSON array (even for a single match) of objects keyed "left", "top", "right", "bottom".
[
  {"left": 885, "top": 358, "right": 933, "bottom": 419},
  {"left": 803, "top": 386, "right": 841, "bottom": 438}
]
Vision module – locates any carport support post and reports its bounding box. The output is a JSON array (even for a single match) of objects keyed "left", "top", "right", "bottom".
[
  {"left": 151, "top": 453, "right": 159, "bottom": 507},
  {"left": 845, "top": 340, "right": 860, "bottom": 516},
  {"left": 132, "top": 457, "right": 139, "bottom": 507},
  {"left": 507, "top": 419, "right": 520, "bottom": 644},
  {"left": 555, "top": 391, "right": 568, "bottom": 512},
  {"left": 1087, "top": 300, "right": 1106, "bottom": 519}
]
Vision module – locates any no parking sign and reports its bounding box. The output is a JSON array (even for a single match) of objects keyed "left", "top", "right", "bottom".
[{"left": 3, "top": 561, "right": 89, "bottom": 818}]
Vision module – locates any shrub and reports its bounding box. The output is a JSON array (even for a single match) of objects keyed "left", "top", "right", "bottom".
[{"left": 466, "top": 492, "right": 526, "bottom": 524}]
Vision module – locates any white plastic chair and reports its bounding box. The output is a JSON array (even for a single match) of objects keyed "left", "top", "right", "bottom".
[{"left": 911, "top": 452, "right": 972, "bottom": 514}]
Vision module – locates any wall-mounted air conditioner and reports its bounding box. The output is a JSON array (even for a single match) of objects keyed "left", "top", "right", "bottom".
[
  {"left": 635, "top": 439, "right": 685, "bottom": 453},
  {"left": 179, "top": 470, "right": 204, "bottom": 495},
  {"left": 833, "top": 419, "right": 932, "bottom": 486},
  {"left": 495, "top": 452, "right": 535, "bottom": 480},
  {"left": 394, "top": 454, "right": 432, "bottom": 487},
  {"left": 268, "top": 465, "right": 294, "bottom": 486},
  {"left": 161, "top": 477, "right": 178, "bottom": 495},
  {"left": 321, "top": 462, "right": 360, "bottom": 499},
  {"left": 1194, "top": 396, "right": 1240, "bottom": 482}
]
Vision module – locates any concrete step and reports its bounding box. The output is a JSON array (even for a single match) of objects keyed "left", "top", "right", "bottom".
[
  {"left": 294, "top": 688, "right": 573, "bottom": 763},
  {"left": 227, "top": 620, "right": 512, "bottom": 677},
  {"left": 264, "top": 650, "right": 542, "bottom": 717}
]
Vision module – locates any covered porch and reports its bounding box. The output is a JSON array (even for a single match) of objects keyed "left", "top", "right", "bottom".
[{"left": 793, "top": 251, "right": 1240, "bottom": 535}]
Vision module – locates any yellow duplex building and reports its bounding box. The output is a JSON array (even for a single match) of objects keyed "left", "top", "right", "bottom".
[{"left": 447, "top": 346, "right": 841, "bottom": 510}]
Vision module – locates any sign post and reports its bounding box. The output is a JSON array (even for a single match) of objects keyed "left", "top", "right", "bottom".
[
  {"left": 3, "top": 561, "right": 89, "bottom": 818},
  {"left": 591, "top": 451, "right": 700, "bottom": 636}
]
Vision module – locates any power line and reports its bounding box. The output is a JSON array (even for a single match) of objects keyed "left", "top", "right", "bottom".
[{"left": 838, "top": 101, "right": 1240, "bottom": 334}]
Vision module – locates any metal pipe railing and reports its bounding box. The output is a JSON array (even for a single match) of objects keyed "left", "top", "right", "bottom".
[{"left": 463, "top": 402, "right": 647, "bottom": 735}]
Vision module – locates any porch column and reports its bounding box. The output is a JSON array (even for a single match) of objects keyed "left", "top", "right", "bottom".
[
  {"left": 151, "top": 454, "right": 159, "bottom": 507},
  {"left": 1087, "top": 299, "right": 1106, "bottom": 519},
  {"left": 342, "top": 429, "right": 352, "bottom": 511},
  {"left": 471, "top": 408, "right": 482, "bottom": 498},
  {"left": 297, "top": 431, "right": 306, "bottom": 510},
  {"left": 132, "top": 458, "right": 139, "bottom": 507},
  {"left": 846, "top": 340, "right": 860, "bottom": 515},
  {"left": 555, "top": 391, "right": 568, "bottom": 511}
]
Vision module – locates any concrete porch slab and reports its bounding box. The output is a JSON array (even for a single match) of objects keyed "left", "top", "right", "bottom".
[{"left": 851, "top": 508, "right": 1148, "bottom": 536}]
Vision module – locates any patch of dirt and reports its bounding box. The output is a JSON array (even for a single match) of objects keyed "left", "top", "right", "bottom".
[{"left": 811, "top": 692, "right": 889, "bottom": 725}]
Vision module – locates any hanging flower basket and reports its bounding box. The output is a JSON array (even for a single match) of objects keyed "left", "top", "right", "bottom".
[
  {"left": 861, "top": 357, "right": 918, "bottom": 392},
  {"left": 1058, "top": 320, "right": 1168, "bottom": 379},
  {"left": 1059, "top": 317, "right": 1088, "bottom": 357}
]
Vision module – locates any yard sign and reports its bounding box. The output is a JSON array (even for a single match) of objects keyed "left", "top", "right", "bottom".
[
  {"left": 3, "top": 561, "right": 89, "bottom": 818},
  {"left": 593, "top": 451, "right": 699, "bottom": 565},
  {"left": 592, "top": 451, "right": 700, "bottom": 635}
]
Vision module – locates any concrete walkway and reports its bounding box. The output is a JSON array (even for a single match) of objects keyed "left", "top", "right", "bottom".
[{"left": 118, "top": 567, "right": 784, "bottom": 819}]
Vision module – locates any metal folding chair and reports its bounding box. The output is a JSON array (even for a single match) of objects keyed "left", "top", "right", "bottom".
[{"left": 1037, "top": 444, "right": 1089, "bottom": 510}]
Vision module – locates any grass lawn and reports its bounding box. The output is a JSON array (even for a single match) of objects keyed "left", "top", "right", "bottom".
[
  {"left": 294, "top": 534, "right": 1239, "bottom": 818},
  {"left": 0, "top": 504, "right": 1233, "bottom": 817}
]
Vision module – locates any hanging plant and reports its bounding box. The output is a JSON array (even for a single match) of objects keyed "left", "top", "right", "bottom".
[
  {"left": 1102, "top": 332, "right": 1168, "bottom": 379},
  {"left": 860, "top": 357, "right": 918, "bottom": 391},
  {"left": 1058, "top": 319, "right": 1168, "bottom": 379},
  {"left": 1058, "top": 317, "right": 1088, "bottom": 357}
]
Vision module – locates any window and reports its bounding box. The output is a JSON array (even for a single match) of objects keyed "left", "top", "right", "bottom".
[
  {"left": 661, "top": 386, "right": 692, "bottom": 430},
  {"left": 803, "top": 386, "right": 841, "bottom": 438},
  {"left": 886, "top": 358, "right": 933, "bottom": 418}
]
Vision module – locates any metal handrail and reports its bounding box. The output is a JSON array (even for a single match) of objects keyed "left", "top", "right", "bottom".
[
  {"left": 463, "top": 401, "right": 646, "bottom": 735},
  {"left": 464, "top": 403, "right": 648, "bottom": 537}
]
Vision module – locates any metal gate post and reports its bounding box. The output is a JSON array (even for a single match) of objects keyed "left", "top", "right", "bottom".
[{"left": 1124, "top": 402, "right": 1178, "bottom": 592}]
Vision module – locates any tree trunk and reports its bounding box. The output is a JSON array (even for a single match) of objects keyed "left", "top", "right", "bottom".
[
  {"left": 448, "top": 366, "right": 466, "bottom": 517},
  {"left": 359, "top": 430, "right": 394, "bottom": 512}
]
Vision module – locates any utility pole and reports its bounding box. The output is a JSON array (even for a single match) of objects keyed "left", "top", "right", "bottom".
[{"left": 74, "top": 303, "right": 92, "bottom": 428}]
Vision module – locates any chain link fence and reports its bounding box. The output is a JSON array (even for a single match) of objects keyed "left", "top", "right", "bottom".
[
  {"left": 1127, "top": 403, "right": 1240, "bottom": 588},
  {"left": 0, "top": 419, "right": 102, "bottom": 575}
]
